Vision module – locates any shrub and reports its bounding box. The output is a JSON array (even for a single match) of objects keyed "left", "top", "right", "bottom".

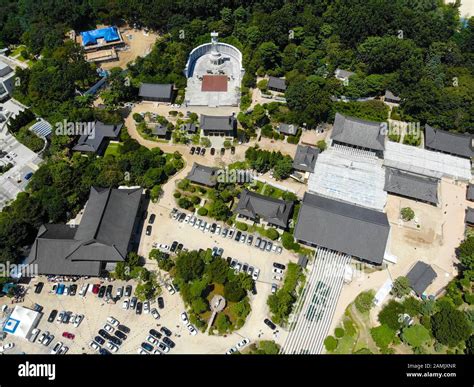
[
  {"left": 370, "top": 324, "right": 396, "bottom": 350},
  {"left": 354, "top": 290, "right": 375, "bottom": 314},
  {"left": 324, "top": 336, "right": 338, "bottom": 351},
  {"left": 335, "top": 327, "right": 345, "bottom": 338},
  {"left": 197, "top": 207, "right": 208, "bottom": 216},
  {"left": 265, "top": 228, "right": 280, "bottom": 240},
  {"left": 235, "top": 222, "right": 248, "bottom": 231},
  {"left": 431, "top": 302, "right": 471, "bottom": 347},
  {"left": 133, "top": 113, "right": 144, "bottom": 123},
  {"left": 316, "top": 140, "right": 327, "bottom": 151},
  {"left": 224, "top": 281, "right": 246, "bottom": 302},
  {"left": 378, "top": 300, "right": 404, "bottom": 330},
  {"left": 391, "top": 276, "right": 412, "bottom": 298},
  {"left": 401, "top": 324, "right": 431, "bottom": 348},
  {"left": 190, "top": 196, "right": 201, "bottom": 205},
  {"left": 400, "top": 207, "right": 415, "bottom": 221},
  {"left": 173, "top": 192, "right": 181, "bottom": 198}
]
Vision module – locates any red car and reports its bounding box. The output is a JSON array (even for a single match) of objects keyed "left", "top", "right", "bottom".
[
  {"left": 62, "top": 332, "right": 75, "bottom": 340},
  {"left": 92, "top": 284, "right": 100, "bottom": 294}
]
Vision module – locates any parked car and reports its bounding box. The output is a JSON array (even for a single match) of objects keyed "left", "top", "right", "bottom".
[
  {"left": 62, "top": 332, "right": 75, "bottom": 340},
  {"left": 226, "top": 347, "right": 237, "bottom": 355},
  {"left": 148, "top": 214, "right": 156, "bottom": 224},
  {"left": 35, "top": 282, "right": 44, "bottom": 294},
  {"left": 166, "top": 284, "right": 176, "bottom": 295},
  {"left": 98, "top": 330, "right": 111, "bottom": 340},
  {"left": 242, "top": 263, "right": 249, "bottom": 273},
  {"left": 106, "top": 285, "right": 113, "bottom": 298},
  {"left": 186, "top": 323, "right": 198, "bottom": 336},
  {"left": 73, "top": 314, "right": 84, "bottom": 328},
  {"left": 136, "top": 302, "right": 143, "bottom": 315},
  {"left": 276, "top": 246, "right": 283, "bottom": 255},
  {"left": 184, "top": 215, "right": 191, "bottom": 224},
  {"left": 231, "top": 146, "right": 235, "bottom": 155},
  {"left": 196, "top": 146, "right": 201, "bottom": 154},
  {"left": 264, "top": 318, "right": 277, "bottom": 330},
  {"left": 222, "top": 228, "right": 228, "bottom": 238},
  {"left": 149, "top": 329, "right": 162, "bottom": 340},
  {"left": 116, "top": 287, "right": 124, "bottom": 298},
  {"left": 210, "top": 223, "right": 216, "bottom": 233},
  {"left": 98, "top": 286, "right": 106, "bottom": 298},
  {"left": 160, "top": 326, "right": 172, "bottom": 337},
  {"left": 266, "top": 241, "right": 273, "bottom": 252},
  {"left": 255, "top": 237, "right": 261, "bottom": 248},
  {"left": 194, "top": 219, "right": 201, "bottom": 229},
  {"left": 151, "top": 308, "right": 160, "bottom": 320},
  {"left": 163, "top": 336, "right": 175, "bottom": 348},
  {"left": 215, "top": 225, "right": 221, "bottom": 235},
  {"left": 180, "top": 312, "right": 189, "bottom": 324},
  {"left": 178, "top": 213, "right": 186, "bottom": 222},
  {"left": 117, "top": 325, "right": 130, "bottom": 334},
  {"left": 273, "top": 275, "right": 283, "bottom": 281},
  {"left": 106, "top": 342, "right": 119, "bottom": 353},
  {"left": 240, "top": 233, "right": 247, "bottom": 243},
  {"left": 235, "top": 230, "right": 242, "bottom": 241},
  {"left": 273, "top": 262, "right": 286, "bottom": 270},
  {"left": 190, "top": 147, "right": 195, "bottom": 155},
  {"left": 205, "top": 223, "right": 211, "bottom": 233},
  {"left": 130, "top": 297, "right": 137, "bottom": 309},
  {"left": 252, "top": 268, "right": 260, "bottom": 281},
  {"left": 107, "top": 316, "right": 120, "bottom": 327},
  {"left": 89, "top": 341, "right": 101, "bottom": 352},
  {"left": 237, "top": 338, "right": 250, "bottom": 349},
  {"left": 147, "top": 335, "right": 159, "bottom": 346},
  {"left": 157, "top": 297, "right": 164, "bottom": 309},
  {"left": 95, "top": 336, "right": 105, "bottom": 345},
  {"left": 104, "top": 324, "right": 114, "bottom": 333},
  {"left": 29, "top": 329, "right": 40, "bottom": 343},
  {"left": 146, "top": 225, "right": 152, "bottom": 235},
  {"left": 210, "top": 147, "right": 215, "bottom": 155},
  {"left": 271, "top": 283, "right": 278, "bottom": 294},
  {"left": 260, "top": 240, "right": 267, "bottom": 251},
  {"left": 220, "top": 147, "right": 225, "bottom": 155},
  {"left": 170, "top": 241, "right": 178, "bottom": 252},
  {"left": 109, "top": 336, "right": 122, "bottom": 346},
  {"left": 143, "top": 301, "right": 150, "bottom": 314},
  {"left": 247, "top": 235, "right": 253, "bottom": 245},
  {"left": 48, "top": 310, "right": 58, "bottom": 323},
  {"left": 157, "top": 342, "right": 170, "bottom": 353},
  {"left": 141, "top": 342, "right": 153, "bottom": 352},
  {"left": 50, "top": 342, "right": 63, "bottom": 355},
  {"left": 200, "top": 147, "right": 206, "bottom": 156},
  {"left": 273, "top": 268, "right": 284, "bottom": 275},
  {"left": 228, "top": 229, "right": 235, "bottom": 239}
]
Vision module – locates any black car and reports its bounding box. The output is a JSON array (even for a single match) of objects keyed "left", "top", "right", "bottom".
[
  {"left": 141, "top": 342, "right": 153, "bottom": 352},
  {"left": 124, "top": 285, "right": 132, "bottom": 297},
  {"left": 148, "top": 214, "right": 156, "bottom": 224},
  {"left": 226, "top": 256, "right": 232, "bottom": 265},
  {"left": 200, "top": 148, "right": 206, "bottom": 156},
  {"left": 163, "top": 336, "right": 175, "bottom": 348},
  {"left": 136, "top": 302, "right": 143, "bottom": 315},
  {"left": 170, "top": 241, "right": 178, "bottom": 253},
  {"left": 48, "top": 309, "right": 58, "bottom": 323},
  {"left": 264, "top": 318, "right": 276, "bottom": 330},
  {"left": 35, "top": 282, "right": 44, "bottom": 294},
  {"left": 178, "top": 213, "right": 186, "bottom": 222},
  {"left": 149, "top": 329, "right": 162, "bottom": 340},
  {"left": 177, "top": 243, "right": 184, "bottom": 252},
  {"left": 231, "top": 146, "right": 235, "bottom": 155},
  {"left": 251, "top": 282, "right": 257, "bottom": 295},
  {"left": 69, "top": 284, "right": 77, "bottom": 296},
  {"left": 98, "top": 286, "right": 106, "bottom": 298},
  {"left": 146, "top": 225, "right": 152, "bottom": 236},
  {"left": 142, "top": 211, "right": 148, "bottom": 220},
  {"left": 220, "top": 148, "right": 225, "bottom": 155},
  {"left": 99, "top": 348, "right": 111, "bottom": 355},
  {"left": 242, "top": 263, "right": 248, "bottom": 273},
  {"left": 196, "top": 146, "right": 201, "bottom": 154},
  {"left": 117, "top": 324, "right": 130, "bottom": 334},
  {"left": 210, "top": 223, "right": 217, "bottom": 233},
  {"left": 94, "top": 336, "right": 105, "bottom": 345},
  {"left": 190, "top": 147, "right": 195, "bottom": 155},
  {"left": 210, "top": 147, "right": 215, "bottom": 155},
  {"left": 160, "top": 326, "right": 172, "bottom": 337},
  {"left": 235, "top": 231, "right": 242, "bottom": 241},
  {"left": 62, "top": 312, "right": 71, "bottom": 324},
  {"left": 98, "top": 329, "right": 112, "bottom": 340},
  {"left": 109, "top": 336, "right": 122, "bottom": 346},
  {"left": 157, "top": 297, "right": 164, "bottom": 309},
  {"left": 115, "top": 330, "right": 127, "bottom": 340},
  {"left": 130, "top": 297, "right": 137, "bottom": 309},
  {"left": 273, "top": 262, "right": 286, "bottom": 270},
  {"left": 106, "top": 285, "right": 113, "bottom": 297}
]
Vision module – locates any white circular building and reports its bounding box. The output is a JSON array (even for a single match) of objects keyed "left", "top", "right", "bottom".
[{"left": 184, "top": 32, "right": 244, "bottom": 107}]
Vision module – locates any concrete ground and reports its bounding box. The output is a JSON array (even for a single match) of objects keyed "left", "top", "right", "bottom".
[
  {"left": 100, "top": 27, "right": 159, "bottom": 70},
  {"left": 327, "top": 178, "right": 469, "bottom": 340}
]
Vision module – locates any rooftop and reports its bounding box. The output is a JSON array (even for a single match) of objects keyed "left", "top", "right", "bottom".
[
  {"left": 384, "top": 168, "right": 439, "bottom": 205},
  {"left": 186, "top": 163, "right": 219, "bottom": 187},
  {"left": 267, "top": 76, "right": 287, "bottom": 91},
  {"left": 331, "top": 113, "right": 385, "bottom": 152},
  {"left": 278, "top": 123, "right": 297, "bottom": 136},
  {"left": 406, "top": 261, "right": 437, "bottom": 296},
  {"left": 424, "top": 125, "right": 473, "bottom": 159},
  {"left": 294, "top": 192, "right": 390, "bottom": 264},
  {"left": 25, "top": 187, "right": 142, "bottom": 276},
  {"left": 235, "top": 189, "right": 294, "bottom": 228},
  {"left": 199, "top": 115, "right": 236, "bottom": 132},
  {"left": 139, "top": 83, "right": 173, "bottom": 100},
  {"left": 293, "top": 145, "right": 319, "bottom": 173},
  {"left": 73, "top": 121, "right": 123, "bottom": 154}
]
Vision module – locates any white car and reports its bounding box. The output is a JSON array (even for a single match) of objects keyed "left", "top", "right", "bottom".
[
  {"left": 180, "top": 312, "right": 189, "bottom": 323},
  {"left": 273, "top": 275, "right": 283, "bottom": 281},
  {"left": 147, "top": 335, "right": 158, "bottom": 345},
  {"left": 234, "top": 263, "right": 242, "bottom": 273},
  {"left": 237, "top": 338, "right": 250, "bottom": 349},
  {"left": 215, "top": 225, "right": 221, "bottom": 235},
  {"left": 200, "top": 221, "right": 206, "bottom": 231},
  {"left": 252, "top": 268, "right": 260, "bottom": 281},
  {"left": 152, "top": 349, "right": 162, "bottom": 355},
  {"left": 143, "top": 301, "right": 150, "bottom": 314},
  {"left": 58, "top": 346, "right": 69, "bottom": 355},
  {"left": 107, "top": 317, "right": 120, "bottom": 327},
  {"left": 0, "top": 342, "right": 14, "bottom": 352},
  {"left": 186, "top": 323, "right": 198, "bottom": 336},
  {"left": 122, "top": 298, "right": 129, "bottom": 310},
  {"left": 159, "top": 243, "right": 170, "bottom": 251},
  {"left": 184, "top": 215, "right": 191, "bottom": 223},
  {"left": 29, "top": 328, "right": 41, "bottom": 343},
  {"left": 151, "top": 308, "right": 160, "bottom": 320},
  {"left": 104, "top": 324, "right": 114, "bottom": 333},
  {"left": 89, "top": 341, "right": 101, "bottom": 352},
  {"left": 73, "top": 314, "right": 84, "bottom": 327},
  {"left": 272, "top": 268, "right": 284, "bottom": 275},
  {"left": 50, "top": 342, "right": 63, "bottom": 355},
  {"left": 226, "top": 347, "right": 237, "bottom": 354},
  {"left": 106, "top": 342, "right": 119, "bottom": 353},
  {"left": 227, "top": 229, "right": 235, "bottom": 239},
  {"left": 189, "top": 217, "right": 196, "bottom": 226},
  {"left": 194, "top": 219, "right": 201, "bottom": 229},
  {"left": 167, "top": 284, "right": 176, "bottom": 295},
  {"left": 79, "top": 283, "right": 89, "bottom": 296},
  {"left": 137, "top": 348, "right": 149, "bottom": 355}
]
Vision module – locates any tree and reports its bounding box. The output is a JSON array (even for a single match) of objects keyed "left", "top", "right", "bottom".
[
  {"left": 197, "top": 207, "right": 208, "bottom": 216},
  {"left": 191, "top": 297, "right": 209, "bottom": 314},
  {"left": 370, "top": 324, "right": 396, "bottom": 350},
  {"left": 391, "top": 277, "right": 412, "bottom": 298},
  {"left": 206, "top": 258, "right": 229, "bottom": 284},
  {"left": 135, "top": 281, "right": 156, "bottom": 301},
  {"left": 175, "top": 251, "right": 204, "bottom": 282},
  {"left": 378, "top": 300, "right": 404, "bottom": 330},
  {"left": 215, "top": 313, "right": 232, "bottom": 334},
  {"left": 224, "top": 281, "right": 246, "bottom": 302},
  {"left": 324, "top": 336, "right": 338, "bottom": 352},
  {"left": 250, "top": 340, "right": 280, "bottom": 355},
  {"left": 431, "top": 303, "right": 471, "bottom": 347},
  {"left": 354, "top": 290, "right": 375, "bottom": 314},
  {"left": 458, "top": 236, "right": 474, "bottom": 270},
  {"left": 273, "top": 157, "right": 293, "bottom": 180},
  {"left": 265, "top": 228, "right": 280, "bottom": 241}
]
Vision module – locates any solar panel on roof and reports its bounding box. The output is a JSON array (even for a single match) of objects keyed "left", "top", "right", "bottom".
[{"left": 30, "top": 120, "right": 52, "bottom": 138}]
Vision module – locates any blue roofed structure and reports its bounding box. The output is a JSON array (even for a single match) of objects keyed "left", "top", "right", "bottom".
[
  {"left": 80, "top": 27, "right": 121, "bottom": 47},
  {"left": 30, "top": 119, "right": 52, "bottom": 139}
]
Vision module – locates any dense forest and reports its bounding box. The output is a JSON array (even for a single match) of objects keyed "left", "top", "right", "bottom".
[{"left": 0, "top": 0, "right": 473, "bottom": 265}]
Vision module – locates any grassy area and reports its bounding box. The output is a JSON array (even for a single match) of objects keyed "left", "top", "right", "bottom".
[{"left": 104, "top": 142, "right": 123, "bottom": 157}]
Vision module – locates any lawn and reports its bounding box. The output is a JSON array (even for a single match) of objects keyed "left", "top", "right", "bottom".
[{"left": 104, "top": 142, "right": 123, "bottom": 157}]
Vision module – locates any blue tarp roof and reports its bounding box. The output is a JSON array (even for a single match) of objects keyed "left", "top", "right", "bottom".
[{"left": 81, "top": 26, "right": 120, "bottom": 46}]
